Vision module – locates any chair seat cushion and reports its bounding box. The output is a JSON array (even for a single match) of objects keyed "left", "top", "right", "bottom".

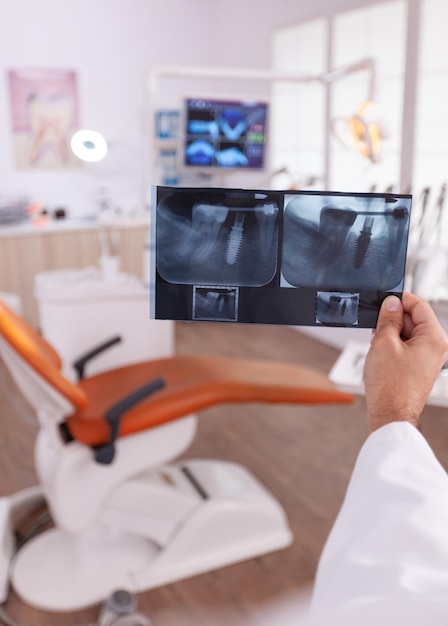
[{"left": 64, "top": 355, "right": 352, "bottom": 447}]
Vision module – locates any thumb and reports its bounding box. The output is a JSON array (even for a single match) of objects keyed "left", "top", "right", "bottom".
[{"left": 375, "top": 295, "right": 404, "bottom": 338}]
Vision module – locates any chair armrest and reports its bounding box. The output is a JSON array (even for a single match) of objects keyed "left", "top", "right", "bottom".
[
  {"left": 94, "top": 377, "right": 166, "bottom": 464},
  {"left": 73, "top": 336, "right": 122, "bottom": 380}
]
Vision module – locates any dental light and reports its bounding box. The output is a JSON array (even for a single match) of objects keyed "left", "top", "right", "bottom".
[
  {"left": 346, "top": 100, "right": 383, "bottom": 163},
  {"left": 71, "top": 129, "right": 108, "bottom": 162},
  {"left": 328, "top": 58, "right": 384, "bottom": 163},
  {"left": 331, "top": 99, "right": 384, "bottom": 164}
]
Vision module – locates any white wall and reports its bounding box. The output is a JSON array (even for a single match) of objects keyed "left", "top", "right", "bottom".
[
  {"left": 0, "top": 0, "right": 401, "bottom": 219},
  {"left": 213, "top": 0, "right": 398, "bottom": 67},
  {"left": 0, "top": 0, "right": 219, "bottom": 217},
  {"left": 0, "top": 0, "right": 402, "bottom": 353}
]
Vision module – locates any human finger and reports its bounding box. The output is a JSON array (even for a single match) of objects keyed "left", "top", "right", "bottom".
[
  {"left": 373, "top": 295, "right": 404, "bottom": 341},
  {"left": 401, "top": 292, "right": 448, "bottom": 350}
]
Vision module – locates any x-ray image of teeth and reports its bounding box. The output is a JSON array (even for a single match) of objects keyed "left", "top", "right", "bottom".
[
  {"left": 152, "top": 186, "right": 412, "bottom": 329},
  {"left": 156, "top": 190, "right": 279, "bottom": 287},
  {"left": 281, "top": 194, "right": 411, "bottom": 291},
  {"left": 193, "top": 287, "right": 238, "bottom": 321},
  {"left": 316, "top": 292, "right": 360, "bottom": 326}
]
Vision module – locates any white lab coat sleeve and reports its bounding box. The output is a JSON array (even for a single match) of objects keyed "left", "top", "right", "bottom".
[{"left": 310, "top": 421, "right": 448, "bottom": 615}]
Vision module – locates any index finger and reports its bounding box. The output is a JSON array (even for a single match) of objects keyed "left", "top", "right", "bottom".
[{"left": 401, "top": 292, "right": 446, "bottom": 343}]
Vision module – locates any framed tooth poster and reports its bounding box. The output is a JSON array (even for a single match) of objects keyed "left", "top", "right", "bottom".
[
  {"left": 150, "top": 186, "right": 412, "bottom": 328},
  {"left": 8, "top": 67, "right": 80, "bottom": 170}
]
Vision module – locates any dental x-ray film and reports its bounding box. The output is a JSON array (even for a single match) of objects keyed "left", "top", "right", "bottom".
[{"left": 150, "top": 186, "right": 412, "bottom": 328}]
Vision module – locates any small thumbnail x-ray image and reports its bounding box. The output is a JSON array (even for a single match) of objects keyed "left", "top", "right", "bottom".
[
  {"left": 281, "top": 194, "right": 411, "bottom": 291},
  {"left": 193, "top": 287, "right": 238, "bottom": 321},
  {"left": 316, "top": 292, "right": 360, "bottom": 326},
  {"left": 156, "top": 190, "right": 279, "bottom": 287}
]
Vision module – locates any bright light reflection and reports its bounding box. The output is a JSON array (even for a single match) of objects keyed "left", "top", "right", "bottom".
[{"left": 71, "top": 129, "right": 108, "bottom": 162}]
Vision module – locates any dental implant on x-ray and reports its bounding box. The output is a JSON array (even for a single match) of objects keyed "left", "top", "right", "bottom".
[
  {"left": 281, "top": 195, "right": 411, "bottom": 291},
  {"left": 156, "top": 191, "right": 280, "bottom": 287},
  {"left": 193, "top": 286, "right": 238, "bottom": 321},
  {"left": 316, "top": 291, "right": 360, "bottom": 326},
  {"left": 225, "top": 204, "right": 278, "bottom": 266},
  {"left": 353, "top": 216, "right": 374, "bottom": 269},
  {"left": 226, "top": 212, "right": 245, "bottom": 265},
  {"left": 318, "top": 207, "right": 389, "bottom": 269},
  {"left": 353, "top": 207, "right": 409, "bottom": 271}
]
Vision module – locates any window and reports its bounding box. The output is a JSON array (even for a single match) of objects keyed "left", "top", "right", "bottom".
[
  {"left": 271, "top": 1, "right": 406, "bottom": 194},
  {"left": 413, "top": 0, "right": 448, "bottom": 246},
  {"left": 271, "top": 19, "right": 328, "bottom": 190}
]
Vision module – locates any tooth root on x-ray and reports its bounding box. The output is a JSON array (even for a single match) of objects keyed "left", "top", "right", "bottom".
[
  {"left": 318, "top": 208, "right": 352, "bottom": 256},
  {"left": 255, "top": 203, "right": 277, "bottom": 259},
  {"left": 353, "top": 216, "right": 374, "bottom": 269},
  {"left": 189, "top": 203, "right": 229, "bottom": 263},
  {"left": 226, "top": 212, "right": 245, "bottom": 265},
  {"left": 387, "top": 206, "right": 409, "bottom": 258}
]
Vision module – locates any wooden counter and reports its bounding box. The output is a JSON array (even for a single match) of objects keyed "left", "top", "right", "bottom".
[{"left": 0, "top": 218, "right": 149, "bottom": 326}]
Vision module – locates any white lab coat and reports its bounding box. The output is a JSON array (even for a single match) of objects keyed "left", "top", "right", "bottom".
[{"left": 308, "top": 421, "right": 448, "bottom": 624}]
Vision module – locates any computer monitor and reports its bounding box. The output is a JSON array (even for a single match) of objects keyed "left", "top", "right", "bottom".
[{"left": 182, "top": 97, "right": 268, "bottom": 170}]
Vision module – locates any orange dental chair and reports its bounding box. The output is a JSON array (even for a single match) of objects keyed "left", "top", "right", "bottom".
[{"left": 0, "top": 298, "right": 352, "bottom": 611}]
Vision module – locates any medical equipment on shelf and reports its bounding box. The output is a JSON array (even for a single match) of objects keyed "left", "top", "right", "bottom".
[
  {"left": 408, "top": 183, "right": 448, "bottom": 301},
  {"left": 0, "top": 298, "right": 352, "bottom": 611}
]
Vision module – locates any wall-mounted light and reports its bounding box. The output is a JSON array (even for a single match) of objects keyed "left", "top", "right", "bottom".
[
  {"left": 332, "top": 100, "right": 384, "bottom": 164},
  {"left": 70, "top": 129, "right": 108, "bottom": 163},
  {"left": 326, "top": 58, "right": 384, "bottom": 163}
]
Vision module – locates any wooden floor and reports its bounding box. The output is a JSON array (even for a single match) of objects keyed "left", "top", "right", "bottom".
[{"left": 1, "top": 321, "right": 448, "bottom": 626}]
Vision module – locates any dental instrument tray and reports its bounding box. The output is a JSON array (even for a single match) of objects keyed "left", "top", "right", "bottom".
[{"left": 150, "top": 186, "right": 412, "bottom": 328}]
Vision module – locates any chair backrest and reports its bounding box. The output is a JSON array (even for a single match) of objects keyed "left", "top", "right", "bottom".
[
  {"left": 0, "top": 299, "right": 87, "bottom": 420},
  {"left": 1, "top": 297, "right": 354, "bottom": 448}
]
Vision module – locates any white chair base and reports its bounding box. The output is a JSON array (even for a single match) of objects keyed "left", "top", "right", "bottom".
[{"left": 8, "top": 459, "right": 292, "bottom": 611}]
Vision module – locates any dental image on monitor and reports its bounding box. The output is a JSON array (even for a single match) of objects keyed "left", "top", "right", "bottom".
[
  {"left": 183, "top": 98, "right": 268, "bottom": 170},
  {"left": 151, "top": 186, "right": 412, "bottom": 328}
]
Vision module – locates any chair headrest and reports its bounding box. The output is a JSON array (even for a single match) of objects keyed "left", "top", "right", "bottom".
[{"left": 0, "top": 299, "right": 88, "bottom": 410}]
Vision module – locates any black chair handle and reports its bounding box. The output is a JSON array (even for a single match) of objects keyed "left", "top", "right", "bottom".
[
  {"left": 94, "top": 377, "right": 166, "bottom": 464},
  {"left": 73, "top": 335, "right": 122, "bottom": 380}
]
